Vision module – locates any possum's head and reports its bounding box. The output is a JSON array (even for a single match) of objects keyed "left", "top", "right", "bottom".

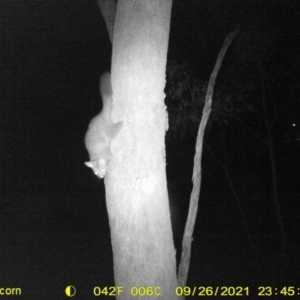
[{"left": 85, "top": 158, "right": 108, "bottom": 179}]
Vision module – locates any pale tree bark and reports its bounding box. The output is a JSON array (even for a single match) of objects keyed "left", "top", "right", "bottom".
[{"left": 97, "top": 0, "right": 176, "bottom": 299}]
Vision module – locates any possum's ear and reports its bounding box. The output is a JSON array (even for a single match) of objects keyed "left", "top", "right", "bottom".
[{"left": 85, "top": 161, "right": 94, "bottom": 168}]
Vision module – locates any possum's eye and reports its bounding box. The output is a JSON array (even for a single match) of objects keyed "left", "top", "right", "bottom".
[
  {"left": 96, "top": 170, "right": 105, "bottom": 178},
  {"left": 94, "top": 166, "right": 106, "bottom": 178}
]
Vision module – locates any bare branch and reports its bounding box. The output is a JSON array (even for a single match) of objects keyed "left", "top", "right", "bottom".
[{"left": 178, "top": 24, "right": 240, "bottom": 287}]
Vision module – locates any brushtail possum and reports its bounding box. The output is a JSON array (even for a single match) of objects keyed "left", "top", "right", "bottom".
[{"left": 85, "top": 72, "right": 123, "bottom": 178}]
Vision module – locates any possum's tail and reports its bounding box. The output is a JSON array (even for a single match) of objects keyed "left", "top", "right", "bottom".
[{"left": 100, "top": 72, "right": 113, "bottom": 121}]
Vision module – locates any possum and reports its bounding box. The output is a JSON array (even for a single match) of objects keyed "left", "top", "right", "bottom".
[{"left": 84, "top": 72, "right": 123, "bottom": 178}]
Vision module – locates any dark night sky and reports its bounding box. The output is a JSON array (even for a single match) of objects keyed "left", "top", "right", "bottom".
[{"left": 1, "top": 0, "right": 300, "bottom": 294}]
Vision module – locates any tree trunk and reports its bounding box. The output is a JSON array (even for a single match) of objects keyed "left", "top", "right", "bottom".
[{"left": 103, "top": 1, "right": 176, "bottom": 299}]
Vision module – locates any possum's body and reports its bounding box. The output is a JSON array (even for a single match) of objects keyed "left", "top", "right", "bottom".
[{"left": 85, "top": 72, "right": 123, "bottom": 178}]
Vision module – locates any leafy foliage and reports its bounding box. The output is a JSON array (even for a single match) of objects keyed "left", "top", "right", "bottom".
[{"left": 165, "top": 61, "right": 255, "bottom": 140}]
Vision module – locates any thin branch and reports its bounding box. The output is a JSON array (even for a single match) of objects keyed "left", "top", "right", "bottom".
[{"left": 177, "top": 24, "right": 240, "bottom": 287}]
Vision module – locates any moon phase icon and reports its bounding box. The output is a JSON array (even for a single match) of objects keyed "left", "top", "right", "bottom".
[{"left": 65, "top": 285, "right": 76, "bottom": 297}]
